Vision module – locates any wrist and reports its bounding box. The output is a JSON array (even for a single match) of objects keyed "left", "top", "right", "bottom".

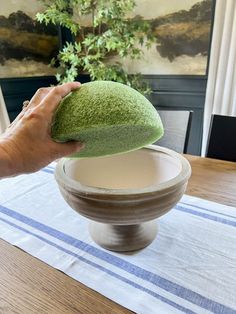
[{"left": 0, "top": 139, "right": 22, "bottom": 178}]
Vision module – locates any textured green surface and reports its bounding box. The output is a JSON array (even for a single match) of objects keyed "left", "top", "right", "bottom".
[{"left": 51, "top": 81, "right": 164, "bottom": 157}]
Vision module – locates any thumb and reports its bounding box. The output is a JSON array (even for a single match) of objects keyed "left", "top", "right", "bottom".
[{"left": 55, "top": 141, "right": 85, "bottom": 157}]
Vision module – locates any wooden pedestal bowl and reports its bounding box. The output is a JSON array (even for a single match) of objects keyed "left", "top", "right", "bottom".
[{"left": 55, "top": 145, "right": 191, "bottom": 252}]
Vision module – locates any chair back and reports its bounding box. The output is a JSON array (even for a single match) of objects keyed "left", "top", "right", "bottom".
[
  {"left": 206, "top": 114, "right": 236, "bottom": 162},
  {"left": 154, "top": 110, "right": 192, "bottom": 153}
]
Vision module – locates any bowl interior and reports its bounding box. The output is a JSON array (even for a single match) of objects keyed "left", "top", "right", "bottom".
[{"left": 64, "top": 147, "right": 182, "bottom": 190}]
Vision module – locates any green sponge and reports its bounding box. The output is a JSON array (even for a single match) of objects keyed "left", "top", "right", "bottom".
[{"left": 51, "top": 81, "right": 164, "bottom": 157}]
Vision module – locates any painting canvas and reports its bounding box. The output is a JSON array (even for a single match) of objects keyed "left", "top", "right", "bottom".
[
  {"left": 0, "top": 0, "right": 58, "bottom": 78},
  {"left": 0, "top": 0, "right": 214, "bottom": 78},
  {"left": 120, "top": 0, "right": 214, "bottom": 75}
]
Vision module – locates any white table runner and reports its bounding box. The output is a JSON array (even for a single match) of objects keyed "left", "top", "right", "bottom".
[{"left": 0, "top": 163, "right": 236, "bottom": 314}]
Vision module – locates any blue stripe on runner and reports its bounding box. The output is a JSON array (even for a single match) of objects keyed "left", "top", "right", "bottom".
[
  {"left": 175, "top": 204, "right": 236, "bottom": 227},
  {"left": 180, "top": 202, "right": 236, "bottom": 220},
  {"left": 46, "top": 165, "right": 55, "bottom": 170},
  {"left": 0, "top": 216, "right": 195, "bottom": 314},
  {"left": 0, "top": 204, "right": 235, "bottom": 314},
  {"left": 41, "top": 168, "right": 54, "bottom": 174}
]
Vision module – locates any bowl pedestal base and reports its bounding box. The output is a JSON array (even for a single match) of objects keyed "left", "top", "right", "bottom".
[{"left": 89, "top": 221, "right": 158, "bottom": 252}]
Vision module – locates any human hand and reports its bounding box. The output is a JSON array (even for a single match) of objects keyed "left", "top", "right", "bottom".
[{"left": 0, "top": 82, "right": 83, "bottom": 176}]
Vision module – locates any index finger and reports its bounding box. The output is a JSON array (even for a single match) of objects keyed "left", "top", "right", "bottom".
[
  {"left": 29, "top": 87, "right": 53, "bottom": 106},
  {"left": 40, "top": 82, "right": 81, "bottom": 113}
]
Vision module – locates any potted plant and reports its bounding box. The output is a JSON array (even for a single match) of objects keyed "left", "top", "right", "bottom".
[{"left": 36, "top": 0, "right": 155, "bottom": 94}]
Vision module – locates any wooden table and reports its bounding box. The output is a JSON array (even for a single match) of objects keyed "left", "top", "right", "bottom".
[{"left": 0, "top": 156, "right": 236, "bottom": 313}]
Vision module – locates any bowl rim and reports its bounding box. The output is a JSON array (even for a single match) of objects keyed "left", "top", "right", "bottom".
[{"left": 55, "top": 145, "right": 191, "bottom": 196}]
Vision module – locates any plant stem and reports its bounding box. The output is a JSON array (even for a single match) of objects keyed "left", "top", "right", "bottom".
[
  {"left": 91, "top": 0, "right": 96, "bottom": 34},
  {"left": 81, "top": 27, "right": 85, "bottom": 40}
]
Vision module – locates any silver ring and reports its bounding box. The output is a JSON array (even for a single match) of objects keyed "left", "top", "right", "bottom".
[{"left": 22, "top": 100, "right": 30, "bottom": 110}]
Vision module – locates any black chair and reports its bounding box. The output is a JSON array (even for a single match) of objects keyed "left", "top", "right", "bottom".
[
  {"left": 206, "top": 114, "right": 236, "bottom": 162},
  {"left": 154, "top": 110, "right": 192, "bottom": 154}
]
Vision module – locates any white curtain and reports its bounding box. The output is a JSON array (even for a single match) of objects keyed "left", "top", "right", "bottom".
[
  {"left": 201, "top": 0, "right": 236, "bottom": 156},
  {"left": 0, "top": 86, "right": 10, "bottom": 134}
]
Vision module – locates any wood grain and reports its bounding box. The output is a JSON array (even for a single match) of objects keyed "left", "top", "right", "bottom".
[
  {"left": 185, "top": 155, "right": 236, "bottom": 207},
  {"left": 0, "top": 240, "right": 130, "bottom": 314},
  {"left": 0, "top": 155, "right": 235, "bottom": 313}
]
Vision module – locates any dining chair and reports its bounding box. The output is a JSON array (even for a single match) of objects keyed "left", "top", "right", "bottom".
[
  {"left": 154, "top": 110, "right": 192, "bottom": 154},
  {"left": 206, "top": 114, "right": 236, "bottom": 162},
  {"left": 0, "top": 86, "right": 10, "bottom": 134}
]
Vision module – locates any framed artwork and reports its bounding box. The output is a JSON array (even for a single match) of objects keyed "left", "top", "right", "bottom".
[
  {"left": 120, "top": 0, "right": 215, "bottom": 75},
  {"left": 0, "top": 0, "right": 214, "bottom": 78},
  {"left": 0, "top": 0, "right": 59, "bottom": 78}
]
